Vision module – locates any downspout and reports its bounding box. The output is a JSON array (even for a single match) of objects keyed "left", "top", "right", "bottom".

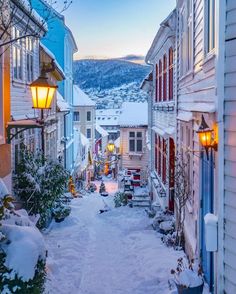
[{"left": 63, "top": 110, "right": 70, "bottom": 170}]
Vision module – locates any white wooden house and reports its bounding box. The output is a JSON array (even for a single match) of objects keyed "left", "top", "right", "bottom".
[
  {"left": 145, "top": 10, "right": 176, "bottom": 212},
  {"left": 119, "top": 102, "right": 148, "bottom": 186},
  {"left": 216, "top": 1, "right": 236, "bottom": 293},
  {"left": 175, "top": 0, "right": 218, "bottom": 291},
  {"left": 10, "top": 1, "right": 47, "bottom": 171}
]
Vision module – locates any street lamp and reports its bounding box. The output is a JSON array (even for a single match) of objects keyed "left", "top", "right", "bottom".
[
  {"left": 29, "top": 64, "right": 58, "bottom": 155},
  {"left": 107, "top": 140, "right": 115, "bottom": 153},
  {"left": 6, "top": 62, "right": 58, "bottom": 154},
  {"left": 30, "top": 72, "right": 57, "bottom": 110},
  {"left": 197, "top": 115, "right": 217, "bottom": 159}
]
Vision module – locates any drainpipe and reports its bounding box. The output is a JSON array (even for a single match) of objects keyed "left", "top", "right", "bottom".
[{"left": 63, "top": 110, "right": 70, "bottom": 170}]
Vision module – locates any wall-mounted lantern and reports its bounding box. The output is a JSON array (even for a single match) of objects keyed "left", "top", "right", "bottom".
[
  {"left": 107, "top": 140, "right": 115, "bottom": 153},
  {"left": 197, "top": 115, "right": 218, "bottom": 159}
]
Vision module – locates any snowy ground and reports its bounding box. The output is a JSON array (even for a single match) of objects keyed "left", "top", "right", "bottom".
[{"left": 43, "top": 180, "right": 207, "bottom": 294}]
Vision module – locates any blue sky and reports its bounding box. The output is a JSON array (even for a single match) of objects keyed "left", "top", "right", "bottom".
[{"left": 62, "top": 0, "right": 176, "bottom": 60}]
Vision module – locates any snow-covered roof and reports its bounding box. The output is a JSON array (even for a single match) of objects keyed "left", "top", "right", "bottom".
[
  {"left": 177, "top": 112, "right": 193, "bottom": 122},
  {"left": 152, "top": 126, "right": 175, "bottom": 139},
  {"left": 57, "top": 91, "right": 70, "bottom": 112},
  {"left": 40, "top": 43, "right": 65, "bottom": 77},
  {"left": 73, "top": 85, "right": 95, "bottom": 107},
  {"left": 16, "top": 0, "right": 48, "bottom": 31},
  {"left": 81, "top": 133, "right": 90, "bottom": 146},
  {"left": 96, "top": 109, "right": 122, "bottom": 126},
  {"left": 96, "top": 124, "right": 109, "bottom": 137},
  {"left": 119, "top": 102, "right": 148, "bottom": 127}
]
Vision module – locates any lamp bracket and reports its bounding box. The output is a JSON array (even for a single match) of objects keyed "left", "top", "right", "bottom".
[
  {"left": 6, "top": 120, "right": 43, "bottom": 144},
  {"left": 41, "top": 60, "right": 56, "bottom": 75}
]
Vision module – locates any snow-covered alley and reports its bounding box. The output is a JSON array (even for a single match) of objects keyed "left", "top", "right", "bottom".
[{"left": 44, "top": 180, "right": 182, "bottom": 294}]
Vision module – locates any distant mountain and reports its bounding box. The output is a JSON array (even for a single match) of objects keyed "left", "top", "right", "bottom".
[{"left": 73, "top": 59, "right": 150, "bottom": 91}]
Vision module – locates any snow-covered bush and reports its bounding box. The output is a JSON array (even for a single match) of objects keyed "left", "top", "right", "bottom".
[
  {"left": 114, "top": 191, "right": 128, "bottom": 207},
  {"left": 13, "top": 147, "right": 69, "bottom": 228},
  {"left": 0, "top": 205, "right": 46, "bottom": 293},
  {"left": 52, "top": 201, "right": 71, "bottom": 222}
]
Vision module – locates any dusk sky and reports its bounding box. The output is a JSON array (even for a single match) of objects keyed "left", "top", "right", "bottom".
[{"left": 62, "top": 0, "right": 176, "bottom": 60}]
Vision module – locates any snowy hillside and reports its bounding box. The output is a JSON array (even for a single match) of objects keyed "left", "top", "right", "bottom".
[{"left": 73, "top": 59, "right": 150, "bottom": 108}]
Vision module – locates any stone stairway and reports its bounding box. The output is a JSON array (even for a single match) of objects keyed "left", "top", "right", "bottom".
[{"left": 132, "top": 188, "right": 150, "bottom": 208}]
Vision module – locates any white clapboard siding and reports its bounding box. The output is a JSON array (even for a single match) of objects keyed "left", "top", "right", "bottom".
[
  {"left": 120, "top": 128, "right": 148, "bottom": 175},
  {"left": 223, "top": 0, "right": 236, "bottom": 291}
]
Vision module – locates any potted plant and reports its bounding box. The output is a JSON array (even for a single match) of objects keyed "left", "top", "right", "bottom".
[
  {"left": 170, "top": 258, "right": 204, "bottom": 294},
  {"left": 52, "top": 202, "right": 71, "bottom": 223}
]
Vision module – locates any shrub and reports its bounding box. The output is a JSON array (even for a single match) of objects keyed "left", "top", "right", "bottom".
[
  {"left": 13, "top": 147, "right": 69, "bottom": 228},
  {"left": 114, "top": 191, "right": 128, "bottom": 207},
  {"left": 52, "top": 201, "right": 71, "bottom": 221}
]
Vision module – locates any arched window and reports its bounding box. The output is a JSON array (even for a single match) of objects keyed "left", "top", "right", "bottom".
[
  {"left": 158, "top": 136, "right": 162, "bottom": 176},
  {"left": 155, "top": 64, "right": 159, "bottom": 102},
  {"left": 163, "top": 55, "right": 167, "bottom": 101},
  {"left": 169, "top": 47, "right": 174, "bottom": 100},
  {"left": 159, "top": 60, "right": 162, "bottom": 101},
  {"left": 162, "top": 139, "right": 167, "bottom": 184},
  {"left": 155, "top": 134, "right": 158, "bottom": 171}
]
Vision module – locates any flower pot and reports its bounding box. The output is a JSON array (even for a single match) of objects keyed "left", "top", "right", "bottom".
[{"left": 175, "top": 282, "right": 204, "bottom": 294}]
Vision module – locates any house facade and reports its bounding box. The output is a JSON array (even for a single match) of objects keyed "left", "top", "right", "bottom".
[
  {"left": 145, "top": 10, "right": 176, "bottom": 212},
  {"left": 39, "top": 44, "right": 65, "bottom": 161},
  {"left": 0, "top": 20, "right": 11, "bottom": 191},
  {"left": 176, "top": 1, "right": 218, "bottom": 290},
  {"left": 73, "top": 85, "right": 96, "bottom": 152},
  {"left": 32, "top": 0, "right": 78, "bottom": 172},
  {"left": 95, "top": 109, "right": 122, "bottom": 141},
  {"left": 10, "top": 1, "right": 46, "bottom": 173},
  {"left": 119, "top": 102, "right": 148, "bottom": 186}
]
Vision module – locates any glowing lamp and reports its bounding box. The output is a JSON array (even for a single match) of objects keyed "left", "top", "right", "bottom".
[
  {"left": 197, "top": 115, "right": 217, "bottom": 157},
  {"left": 107, "top": 141, "right": 115, "bottom": 153},
  {"left": 30, "top": 73, "right": 57, "bottom": 109}
]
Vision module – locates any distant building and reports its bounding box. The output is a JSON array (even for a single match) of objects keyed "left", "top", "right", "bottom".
[
  {"left": 95, "top": 123, "right": 109, "bottom": 155},
  {"left": 95, "top": 109, "right": 122, "bottom": 141},
  {"left": 73, "top": 85, "right": 96, "bottom": 152},
  {"left": 119, "top": 102, "right": 149, "bottom": 186}
]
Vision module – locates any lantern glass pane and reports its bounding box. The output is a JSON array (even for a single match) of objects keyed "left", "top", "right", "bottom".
[{"left": 31, "top": 86, "right": 38, "bottom": 108}]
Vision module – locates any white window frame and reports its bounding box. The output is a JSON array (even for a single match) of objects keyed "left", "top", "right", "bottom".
[
  {"left": 86, "top": 128, "right": 91, "bottom": 139},
  {"left": 179, "top": 0, "right": 193, "bottom": 77},
  {"left": 26, "top": 37, "right": 34, "bottom": 82},
  {"left": 87, "top": 111, "right": 91, "bottom": 121},
  {"left": 12, "top": 27, "right": 23, "bottom": 81},
  {"left": 204, "top": 0, "right": 216, "bottom": 55},
  {"left": 129, "top": 131, "right": 143, "bottom": 153}
]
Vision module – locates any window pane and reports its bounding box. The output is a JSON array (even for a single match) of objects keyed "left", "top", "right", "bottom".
[
  {"left": 87, "top": 129, "right": 91, "bottom": 138},
  {"left": 129, "top": 139, "right": 135, "bottom": 152},
  {"left": 137, "top": 132, "right": 142, "bottom": 138},
  {"left": 129, "top": 132, "right": 135, "bottom": 138},
  {"left": 137, "top": 139, "right": 143, "bottom": 152},
  {"left": 87, "top": 111, "right": 91, "bottom": 121}
]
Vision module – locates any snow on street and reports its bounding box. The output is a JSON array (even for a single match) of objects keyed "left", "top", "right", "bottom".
[{"left": 44, "top": 180, "right": 182, "bottom": 294}]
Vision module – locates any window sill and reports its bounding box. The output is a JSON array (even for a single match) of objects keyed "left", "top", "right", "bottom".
[
  {"left": 179, "top": 70, "right": 194, "bottom": 84},
  {"left": 12, "top": 79, "right": 27, "bottom": 88},
  {"left": 202, "top": 51, "right": 216, "bottom": 73}
]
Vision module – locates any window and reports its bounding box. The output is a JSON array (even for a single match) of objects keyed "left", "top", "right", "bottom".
[
  {"left": 205, "top": 0, "right": 216, "bottom": 53},
  {"left": 159, "top": 60, "right": 162, "bottom": 101},
  {"left": 129, "top": 131, "right": 143, "bottom": 153},
  {"left": 155, "top": 64, "right": 159, "bottom": 102},
  {"left": 179, "top": 1, "right": 193, "bottom": 76},
  {"left": 74, "top": 112, "right": 80, "bottom": 121},
  {"left": 163, "top": 55, "right": 167, "bottom": 101},
  {"left": 87, "top": 111, "right": 91, "bottom": 121},
  {"left": 168, "top": 48, "right": 174, "bottom": 100},
  {"left": 86, "top": 128, "right": 91, "bottom": 138},
  {"left": 26, "top": 37, "right": 34, "bottom": 82},
  {"left": 162, "top": 139, "right": 167, "bottom": 184},
  {"left": 12, "top": 27, "right": 23, "bottom": 80}
]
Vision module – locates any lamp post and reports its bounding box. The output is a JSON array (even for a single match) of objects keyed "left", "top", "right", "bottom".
[
  {"left": 197, "top": 115, "right": 218, "bottom": 159},
  {"left": 30, "top": 66, "right": 57, "bottom": 155}
]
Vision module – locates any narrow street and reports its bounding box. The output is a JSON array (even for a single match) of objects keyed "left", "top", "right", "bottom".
[{"left": 44, "top": 180, "right": 182, "bottom": 294}]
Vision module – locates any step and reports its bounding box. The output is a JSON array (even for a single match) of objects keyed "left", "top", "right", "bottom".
[
  {"left": 132, "top": 202, "right": 150, "bottom": 207},
  {"left": 133, "top": 196, "right": 150, "bottom": 201}
]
